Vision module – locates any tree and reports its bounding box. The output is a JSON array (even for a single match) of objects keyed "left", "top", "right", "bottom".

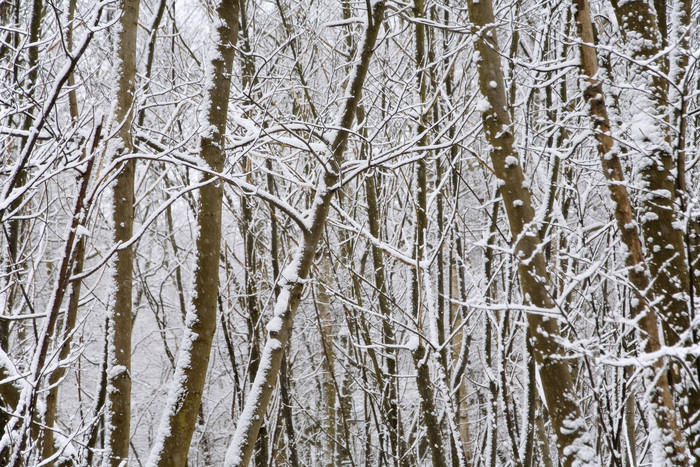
[
  {"left": 103, "top": 0, "right": 140, "bottom": 464},
  {"left": 1, "top": 0, "right": 699, "bottom": 465},
  {"left": 224, "top": 3, "right": 386, "bottom": 464},
  {"left": 573, "top": 0, "right": 687, "bottom": 462},
  {"left": 465, "top": 0, "right": 597, "bottom": 464},
  {"left": 146, "top": 0, "right": 239, "bottom": 465}
]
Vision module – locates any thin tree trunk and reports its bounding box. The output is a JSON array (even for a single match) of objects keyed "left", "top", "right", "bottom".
[
  {"left": 409, "top": 0, "right": 450, "bottom": 463},
  {"left": 224, "top": 4, "right": 386, "bottom": 464},
  {"left": 315, "top": 252, "right": 338, "bottom": 466},
  {"left": 0, "top": 0, "right": 42, "bottom": 442},
  {"left": 623, "top": 365, "right": 637, "bottom": 467},
  {"left": 84, "top": 315, "right": 110, "bottom": 466},
  {"left": 465, "top": 0, "right": 596, "bottom": 464},
  {"left": 483, "top": 194, "right": 500, "bottom": 467},
  {"left": 266, "top": 155, "right": 301, "bottom": 467},
  {"left": 146, "top": 1, "right": 239, "bottom": 465},
  {"left": 365, "top": 169, "right": 408, "bottom": 466},
  {"left": 236, "top": 3, "right": 271, "bottom": 463},
  {"left": 104, "top": 0, "right": 140, "bottom": 464},
  {"left": 534, "top": 402, "right": 554, "bottom": 467},
  {"left": 2, "top": 0, "right": 42, "bottom": 354},
  {"left": 41, "top": 1, "right": 89, "bottom": 460},
  {"left": 449, "top": 242, "right": 472, "bottom": 466}
]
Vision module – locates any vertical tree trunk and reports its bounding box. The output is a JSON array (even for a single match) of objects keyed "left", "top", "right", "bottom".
[
  {"left": 146, "top": 1, "right": 239, "bottom": 465},
  {"left": 104, "top": 0, "right": 140, "bottom": 464},
  {"left": 365, "top": 170, "right": 408, "bottom": 466},
  {"left": 409, "top": 0, "right": 450, "bottom": 464},
  {"left": 315, "top": 252, "right": 338, "bottom": 466},
  {"left": 3, "top": 0, "right": 42, "bottom": 353},
  {"left": 464, "top": 0, "right": 597, "bottom": 464}
]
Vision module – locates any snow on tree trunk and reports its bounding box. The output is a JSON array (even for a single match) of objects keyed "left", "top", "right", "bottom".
[
  {"left": 574, "top": 0, "right": 688, "bottom": 463},
  {"left": 104, "top": 0, "right": 140, "bottom": 465},
  {"left": 465, "top": 0, "right": 597, "bottom": 464},
  {"left": 146, "top": 1, "right": 239, "bottom": 465},
  {"left": 224, "top": 3, "right": 386, "bottom": 465}
]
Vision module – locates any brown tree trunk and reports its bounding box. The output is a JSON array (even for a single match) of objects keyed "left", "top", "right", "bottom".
[
  {"left": 573, "top": 0, "right": 688, "bottom": 463},
  {"left": 104, "top": 0, "right": 140, "bottom": 464},
  {"left": 668, "top": 0, "right": 700, "bottom": 458},
  {"left": 611, "top": 0, "right": 692, "bottom": 358},
  {"left": 465, "top": 0, "right": 596, "bottom": 464},
  {"left": 223, "top": 4, "right": 386, "bottom": 465},
  {"left": 146, "top": 1, "right": 239, "bottom": 465},
  {"left": 365, "top": 170, "right": 408, "bottom": 465},
  {"left": 408, "top": 0, "right": 450, "bottom": 463}
]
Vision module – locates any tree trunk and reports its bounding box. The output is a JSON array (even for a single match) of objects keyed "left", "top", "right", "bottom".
[
  {"left": 315, "top": 252, "right": 338, "bottom": 466},
  {"left": 465, "top": 0, "right": 596, "bottom": 464},
  {"left": 104, "top": 0, "right": 140, "bottom": 464},
  {"left": 146, "top": 1, "right": 239, "bottom": 465},
  {"left": 409, "top": 0, "right": 450, "bottom": 463},
  {"left": 365, "top": 170, "right": 408, "bottom": 466},
  {"left": 573, "top": 0, "right": 688, "bottom": 464},
  {"left": 668, "top": 0, "right": 700, "bottom": 459},
  {"left": 223, "top": 4, "right": 386, "bottom": 465},
  {"left": 611, "top": 0, "right": 693, "bottom": 363}
]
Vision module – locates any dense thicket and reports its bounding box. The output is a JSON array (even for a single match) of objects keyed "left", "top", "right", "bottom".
[{"left": 1, "top": 0, "right": 699, "bottom": 465}]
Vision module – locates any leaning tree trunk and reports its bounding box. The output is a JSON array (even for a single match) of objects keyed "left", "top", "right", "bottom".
[
  {"left": 464, "top": 0, "right": 597, "bottom": 464},
  {"left": 668, "top": 0, "right": 700, "bottom": 458},
  {"left": 223, "top": 4, "right": 386, "bottom": 465},
  {"left": 573, "top": 0, "right": 688, "bottom": 463},
  {"left": 145, "top": 1, "right": 239, "bottom": 466},
  {"left": 610, "top": 0, "right": 699, "bottom": 461}
]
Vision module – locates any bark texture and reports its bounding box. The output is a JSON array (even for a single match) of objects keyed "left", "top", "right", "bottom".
[
  {"left": 146, "top": 1, "right": 239, "bottom": 465},
  {"left": 465, "top": 0, "right": 597, "bottom": 464},
  {"left": 574, "top": 0, "right": 688, "bottom": 463},
  {"left": 612, "top": 0, "right": 691, "bottom": 350},
  {"left": 611, "top": 0, "right": 699, "bottom": 460},
  {"left": 104, "top": 0, "right": 140, "bottom": 464}
]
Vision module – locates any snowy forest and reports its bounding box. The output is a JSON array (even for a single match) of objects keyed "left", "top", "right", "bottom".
[{"left": 1, "top": 0, "right": 700, "bottom": 465}]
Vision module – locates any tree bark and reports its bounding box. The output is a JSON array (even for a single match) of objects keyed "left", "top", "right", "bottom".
[
  {"left": 223, "top": 4, "right": 386, "bottom": 465},
  {"left": 365, "top": 168, "right": 408, "bottom": 465},
  {"left": 573, "top": 0, "right": 688, "bottom": 464},
  {"left": 611, "top": 0, "right": 691, "bottom": 356},
  {"left": 145, "top": 1, "right": 239, "bottom": 465},
  {"left": 465, "top": 0, "right": 597, "bottom": 464},
  {"left": 668, "top": 0, "right": 700, "bottom": 458},
  {"left": 104, "top": 0, "right": 140, "bottom": 465}
]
